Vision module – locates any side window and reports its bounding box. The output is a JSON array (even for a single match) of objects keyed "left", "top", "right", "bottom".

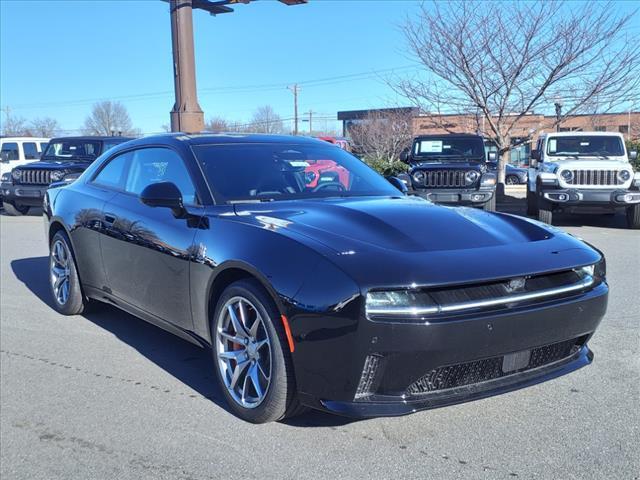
[
  {"left": 92, "top": 151, "right": 132, "bottom": 189},
  {"left": 23, "top": 142, "right": 38, "bottom": 160},
  {"left": 1, "top": 142, "right": 20, "bottom": 162},
  {"left": 101, "top": 142, "right": 120, "bottom": 155},
  {"left": 124, "top": 148, "right": 197, "bottom": 205},
  {"left": 40, "top": 142, "right": 49, "bottom": 152}
]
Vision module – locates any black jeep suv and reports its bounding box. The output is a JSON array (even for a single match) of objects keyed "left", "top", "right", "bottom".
[
  {"left": 1, "top": 136, "right": 132, "bottom": 215},
  {"left": 401, "top": 134, "right": 497, "bottom": 211}
]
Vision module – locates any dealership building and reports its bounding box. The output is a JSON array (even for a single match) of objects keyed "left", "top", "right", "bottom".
[{"left": 338, "top": 108, "right": 640, "bottom": 165}]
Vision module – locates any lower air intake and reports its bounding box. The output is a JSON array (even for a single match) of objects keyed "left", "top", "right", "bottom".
[
  {"left": 354, "top": 354, "right": 383, "bottom": 400},
  {"left": 406, "top": 337, "right": 584, "bottom": 396}
]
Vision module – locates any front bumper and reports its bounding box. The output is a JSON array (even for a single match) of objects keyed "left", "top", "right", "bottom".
[
  {"left": 293, "top": 282, "right": 608, "bottom": 418},
  {"left": 1, "top": 182, "right": 46, "bottom": 207},
  {"left": 541, "top": 187, "right": 640, "bottom": 207},
  {"left": 412, "top": 188, "right": 494, "bottom": 205}
]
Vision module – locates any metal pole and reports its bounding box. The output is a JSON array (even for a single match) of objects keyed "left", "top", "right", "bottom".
[
  {"left": 308, "top": 110, "right": 313, "bottom": 135},
  {"left": 170, "top": 0, "right": 204, "bottom": 133},
  {"left": 288, "top": 85, "right": 299, "bottom": 135}
]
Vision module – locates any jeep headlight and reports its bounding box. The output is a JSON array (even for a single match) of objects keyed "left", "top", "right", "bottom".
[
  {"left": 560, "top": 169, "right": 573, "bottom": 182},
  {"left": 11, "top": 170, "right": 22, "bottom": 181},
  {"left": 412, "top": 171, "right": 426, "bottom": 184},
  {"left": 50, "top": 170, "right": 66, "bottom": 182},
  {"left": 366, "top": 290, "right": 438, "bottom": 318},
  {"left": 617, "top": 170, "right": 631, "bottom": 182},
  {"left": 1, "top": 172, "right": 11, "bottom": 183},
  {"left": 465, "top": 170, "right": 480, "bottom": 184}
]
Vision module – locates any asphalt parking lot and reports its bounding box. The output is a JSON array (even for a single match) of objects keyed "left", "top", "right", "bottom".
[{"left": 1, "top": 200, "right": 639, "bottom": 480}]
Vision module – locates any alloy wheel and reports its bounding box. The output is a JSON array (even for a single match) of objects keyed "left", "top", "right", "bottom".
[
  {"left": 50, "top": 239, "right": 71, "bottom": 305},
  {"left": 215, "top": 297, "right": 272, "bottom": 409}
]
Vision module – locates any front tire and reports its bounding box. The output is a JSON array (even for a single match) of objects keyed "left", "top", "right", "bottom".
[
  {"left": 505, "top": 175, "right": 519, "bottom": 185},
  {"left": 3, "top": 201, "right": 29, "bottom": 216},
  {"left": 482, "top": 195, "right": 496, "bottom": 212},
  {"left": 211, "top": 279, "right": 304, "bottom": 423},
  {"left": 526, "top": 185, "right": 537, "bottom": 216},
  {"left": 537, "top": 194, "right": 553, "bottom": 224},
  {"left": 49, "top": 231, "right": 88, "bottom": 315},
  {"left": 626, "top": 204, "right": 640, "bottom": 229}
]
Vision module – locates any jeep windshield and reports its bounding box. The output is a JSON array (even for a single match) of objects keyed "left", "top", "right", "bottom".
[
  {"left": 193, "top": 143, "right": 400, "bottom": 203},
  {"left": 412, "top": 136, "right": 485, "bottom": 162},
  {"left": 42, "top": 140, "right": 102, "bottom": 161},
  {"left": 546, "top": 136, "right": 624, "bottom": 158}
]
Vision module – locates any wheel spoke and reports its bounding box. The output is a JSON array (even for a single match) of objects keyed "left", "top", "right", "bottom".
[
  {"left": 255, "top": 339, "right": 269, "bottom": 351},
  {"left": 249, "top": 315, "right": 261, "bottom": 338},
  {"left": 218, "top": 349, "right": 246, "bottom": 362},
  {"left": 219, "top": 330, "right": 243, "bottom": 344},
  {"left": 257, "top": 361, "right": 270, "bottom": 381},
  {"left": 248, "top": 363, "right": 263, "bottom": 399},
  {"left": 229, "top": 359, "right": 250, "bottom": 390},
  {"left": 227, "top": 305, "right": 248, "bottom": 338}
]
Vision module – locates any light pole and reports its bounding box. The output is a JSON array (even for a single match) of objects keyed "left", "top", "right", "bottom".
[{"left": 166, "top": 0, "right": 308, "bottom": 133}]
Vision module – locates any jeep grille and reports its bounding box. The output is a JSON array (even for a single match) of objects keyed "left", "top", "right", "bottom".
[
  {"left": 16, "top": 170, "right": 53, "bottom": 185},
  {"left": 418, "top": 170, "right": 474, "bottom": 188},
  {"left": 565, "top": 169, "right": 624, "bottom": 186}
]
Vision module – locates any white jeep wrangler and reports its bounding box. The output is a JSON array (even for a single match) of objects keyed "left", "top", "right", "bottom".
[{"left": 527, "top": 132, "right": 640, "bottom": 229}]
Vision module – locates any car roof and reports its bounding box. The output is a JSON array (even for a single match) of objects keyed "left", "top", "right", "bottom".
[
  {"left": 540, "top": 131, "right": 625, "bottom": 138},
  {"left": 1, "top": 136, "right": 50, "bottom": 141},
  {"left": 48, "top": 136, "right": 134, "bottom": 142},
  {"left": 138, "top": 132, "right": 329, "bottom": 146},
  {"left": 413, "top": 133, "right": 483, "bottom": 139}
]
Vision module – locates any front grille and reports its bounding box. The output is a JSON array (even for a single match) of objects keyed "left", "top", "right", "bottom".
[
  {"left": 17, "top": 169, "right": 53, "bottom": 185},
  {"left": 422, "top": 170, "right": 473, "bottom": 188},
  {"left": 565, "top": 169, "right": 623, "bottom": 186},
  {"left": 406, "top": 337, "right": 584, "bottom": 395}
]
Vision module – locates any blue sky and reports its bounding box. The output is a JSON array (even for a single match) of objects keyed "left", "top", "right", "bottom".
[
  {"left": 1, "top": 0, "right": 638, "bottom": 135},
  {"left": 1, "top": 0, "right": 423, "bottom": 134}
]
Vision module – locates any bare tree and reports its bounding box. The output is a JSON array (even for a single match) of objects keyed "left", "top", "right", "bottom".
[
  {"left": 249, "top": 105, "right": 285, "bottom": 134},
  {"left": 348, "top": 109, "right": 414, "bottom": 175},
  {"left": 27, "top": 117, "right": 61, "bottom": 137},
  {"left": 82, "top": 101, "right": 136, "bottom": 136},
  {"left": 394, "top": 0, "right": 640, "bottom": 187},
  {"left": 0, "top": 107, "right": 28, "bottom": 136},
  {"left": 205, "top": 116, "right": 229, "bottom": 132}
]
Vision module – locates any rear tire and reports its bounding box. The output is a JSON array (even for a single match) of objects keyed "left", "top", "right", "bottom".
[
  {"left": 3, "top": 201, "right": 29, "bottom": 216},
  {"left": 49, "top": 231, "right": 89, "bottom": 315},
  {"left": 526, "top": 186, "right": 537, "bottom": 216},
  {"left": 211, "top": 279, "right": 305, "bottom": 423},
  {"left": 506, "top": 175, "right": 519, "bottom": 185},
  {"left": 482, "top": 195, "right": 496, "bottom": 212},
  {"left": 626, "top": 204, "right": 640, "bottom": 229}
]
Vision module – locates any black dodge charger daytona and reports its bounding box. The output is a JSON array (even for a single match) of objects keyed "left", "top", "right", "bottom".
[{"left": 44, "top": 133, "right": 608, "bottom": 423}]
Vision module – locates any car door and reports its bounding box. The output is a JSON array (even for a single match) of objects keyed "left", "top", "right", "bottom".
[
  {"left": 99, "top": 146, "right": 202, "bottom": 331},
  {"left": 0, "top": 141, "right": 21, "bottom": 177}
]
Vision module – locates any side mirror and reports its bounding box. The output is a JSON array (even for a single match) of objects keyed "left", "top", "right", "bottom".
[
  {"left": 140, "top": 182, "right": 185, "bottom": 217},
  {"left": 630, "top": 151, "right": 638, "bottom": 161},
  {"left": 530, "top": 159, "right": 538, "bottom": 168},
  {"left": 387, "top": 176, "right": 409, "bottom": 194},
  {"left": 531, "top": 149, "right": 540, "bottom": 161},
  {"left": 400, "top": 148, "right": 411, "bottom": 164},
  {"left": 487, "top": 152, "right": 497, "bottom": 162}
]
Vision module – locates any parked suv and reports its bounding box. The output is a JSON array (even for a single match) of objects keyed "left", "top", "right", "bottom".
[
  {"left": 1, "top": 136, "right": 132, "bottom": 215},
  {"left": 527, "top": 132, "right": 639, "bottom": 228},
  {"left": 1, "top": 137, "right": 50, "bottom": 200},
  {"left": 401, "top": 134, "right": 497, "bottom": 211}
]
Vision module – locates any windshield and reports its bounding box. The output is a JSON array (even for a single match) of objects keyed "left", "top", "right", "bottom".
[
  {"left": 192, "top": 143, "right": 400, "bottom": 203},
  {"left": 546, "top": 136, "right": 624, "bottom": 157},
  {"left": 43, "top": 140, "right": 102, "bottom": 160},
  {"left": 413, "top": 136, "right": 485, "bottom": 161}
]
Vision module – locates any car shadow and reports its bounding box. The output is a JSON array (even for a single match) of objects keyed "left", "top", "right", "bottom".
[
  {"left": 10, "top": 256, "right": 358, "bottom": 428},
  {"left": 497, "top": 194, "right": 630, "bottom": 229}
]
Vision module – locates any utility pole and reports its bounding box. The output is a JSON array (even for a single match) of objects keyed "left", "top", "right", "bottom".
[
  {"left": 169, "top": 0, "right": 204, "bottom": 133},
  {"left": 288, "top": 84, "right": 300, "bottom": 135},
  {"left": 165, "top": 0, "right": 307, "bottom": 134},
  {"left": 306, "top": 110, "right": 314, "bottom": 135}
]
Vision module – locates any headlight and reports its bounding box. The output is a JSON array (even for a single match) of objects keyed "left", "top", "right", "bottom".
[
  {"left": 63, "top": 172, "right": 81, "bottom": 183},
  {"left": 50, "top": 171, "right": 66, "bottom": 182},
  {"left": 465, "top": 170, "right": 480, "bottom": 184},
  {"left": 11, "top": 170, "right": 22, "bottom": 181},
  {"left": 480, "top": 173, "right": 496, "bottom": 186},
  {"left": 560, "top": 169, "right": 573, "bottom": 182},
  {"left": 1, "top": 172, "right": 11, "bottom": 183},
  {"left": 540, "top": 163, "right": 559, "bottom": 173},
  {"left": 618, "top": 170, "right": 631, "bottom": 182},
  {"left": 412, "top": 171, "right": 426, "bottom": 184},
  {"left": 366, "top": 290, "right": 438, "bottom": 318}
]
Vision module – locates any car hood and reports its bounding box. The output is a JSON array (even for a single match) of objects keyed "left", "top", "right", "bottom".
[
  {"left": 411, "top": 161, "right": 485, "bottom": 170},
  {"left": 545, "top": 158, "right": 631, "bottom": 169},
  {"left": 17, "top": 159, "right": 92, "bottom": 170},
  {"left": 228, "top": 196, "right": 600, "bottom": 288}
]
